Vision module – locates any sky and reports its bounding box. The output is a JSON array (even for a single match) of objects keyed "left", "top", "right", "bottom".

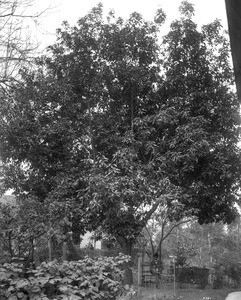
[{"left": 34, "top": 0, "right": 228, "bottom": 50}]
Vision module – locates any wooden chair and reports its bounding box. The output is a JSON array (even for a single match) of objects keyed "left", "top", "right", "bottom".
[{"left": 141, "top": 262, "right": 159, "bottom": 287}]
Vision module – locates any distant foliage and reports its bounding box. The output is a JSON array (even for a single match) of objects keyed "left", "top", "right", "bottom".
[
  {"left": 176, "top": 266, "right": 209, "bottom": 289},
  {"left": 0, "top": 254, "right": 129, "bottom": 299}
]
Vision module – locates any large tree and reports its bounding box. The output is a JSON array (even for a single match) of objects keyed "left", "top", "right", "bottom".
[
  {"left": 0, "top": 1, "right": 240, "bottom": 284},
  {"left": 157, "top": 5, "right": 241, "bottom": 224}
]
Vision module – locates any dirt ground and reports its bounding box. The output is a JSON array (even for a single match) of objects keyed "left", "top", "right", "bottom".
[{"left": 120, "top": 284, "right": 241, "bottom": 300}]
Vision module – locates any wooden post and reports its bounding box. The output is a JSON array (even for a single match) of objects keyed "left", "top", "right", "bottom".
[
  {"left": 137, "top": 255, "right": 142, "bottom": 298},
  {"left": 170, "top": 255, "right": 176, "bottom": 297},
  {"left": 62, "top": 241, "right": 67, "bottom": 261},
  {"left": 48, "top": 238, "right": 52, "bottom": 262},
  {"left": 138, "top": 255, "right": 142, "bottom": 285},
  {"left": 173, "top": 258, "right": 176, "bottom": 297}
]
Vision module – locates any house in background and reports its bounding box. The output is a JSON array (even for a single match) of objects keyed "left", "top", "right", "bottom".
[
  {"left": 0, "top": 195, "right": 15, "bottom": 205},
  {"left": 80, "top": 231, "right": 101, "bottom": 250}
]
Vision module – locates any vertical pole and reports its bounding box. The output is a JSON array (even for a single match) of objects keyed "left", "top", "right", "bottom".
[
  {"left": 48, "top": 238, "right": 52, "bottom": 262},
  {"left": 138, "top": 256, "right": 141, "bottom": 285},
  {"left": 155, "top": 280, "right": 157, "bottom": 299},
  {"left": 237, "top": 218, "right": 240, "bottom": 249},
  {"left": 62, "top": 241, "right": 67, "bottom": 261},
  {"left": 137, "top": 256, "right": 141, "bottom": 298},
  {"left": 173, "top": 258, "right": 176, "bottom": 297},
  {"left": 34, "top": 239, "right": 40, "bottom": 267}
]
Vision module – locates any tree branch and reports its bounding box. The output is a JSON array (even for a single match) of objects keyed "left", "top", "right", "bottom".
[
  {"left": 145, "top": 226, "right": 155, "bottom": 255},
  {"left": 0, "top": 7, "right": 50, "bottom": 19},
  {"left": 143, "top": 199, "right": 162, "bottom": 224},
  {"left": 160, "top": 212, "right": 168, "bottom": 246},
  {"left": 160, "top": 218, "right": 192, "bottom": 245}
]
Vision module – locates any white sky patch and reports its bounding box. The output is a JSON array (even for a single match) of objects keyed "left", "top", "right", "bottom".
[{"left": 34, "top": 0, "right": 228, "bottom": 50}]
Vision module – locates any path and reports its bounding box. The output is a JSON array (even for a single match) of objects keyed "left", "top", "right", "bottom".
[{"left": 225, "top": 291, "right": 241, "bottom": 300}]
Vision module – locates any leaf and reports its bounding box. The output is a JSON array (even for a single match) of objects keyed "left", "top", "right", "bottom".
[
  {"left": 38, "top": 277, "right": 50, "bottom": 285},
  {"left": 8, "top": 296, "right": 18, "bottom": 300},
  {"left": 16, "top": 279, "right": 29, "bottom": 289},
  {"left": 59, "top": 285, "right": 70, "bottom": 293},
  {"left": 31, "top": 286, "right": 41, "bottom": 293},
  {"left": 17, "top": 292, "right": 26, "bottom": 299}
]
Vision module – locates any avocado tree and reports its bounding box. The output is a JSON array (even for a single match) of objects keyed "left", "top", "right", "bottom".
[{"left": 0, "top": 2, "right": 240, "bottom": 284}]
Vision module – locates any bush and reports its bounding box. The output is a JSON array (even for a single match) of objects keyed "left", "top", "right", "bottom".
[
  {"left": 0, "top": 254, "right": 129, "bottom": 299},
  {"left": 176, "top": 266, "right": 209, "bottom": 289},
  {"left": 212, "top": 264, "right": 225, "bottom": 289},
  {"left": 219, "top": 252, "right": 241, "bottom": 287}
]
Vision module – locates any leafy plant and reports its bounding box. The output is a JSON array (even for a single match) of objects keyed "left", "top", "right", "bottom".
[{"left": 0, "top": 254, "right": 130, "bottom": 299}]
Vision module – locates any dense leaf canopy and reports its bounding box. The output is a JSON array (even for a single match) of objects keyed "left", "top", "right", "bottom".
[{"left": 0, "top": 2, "right": 240, "bottom": 257}]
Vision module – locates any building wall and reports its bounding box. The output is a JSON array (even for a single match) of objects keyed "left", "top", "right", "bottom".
[{"left": 80, "top": 231, "right": 101, "bottom": 250}]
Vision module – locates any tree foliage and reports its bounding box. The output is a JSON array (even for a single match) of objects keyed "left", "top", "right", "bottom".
[
  {"left": 0, "top": 1, "right": 240, "bottom": 284},
  {"left": 0, "top": 197, "right": 50, "bottom": 264}
]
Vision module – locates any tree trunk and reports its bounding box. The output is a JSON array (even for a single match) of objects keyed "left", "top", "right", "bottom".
[
  {"left": 116, "top": 236, "right": 133, "bottom": 285},
  {"left": 157, "top": 242, "right": 163, "bottom": 274},
  {"left": 8, "top": 230, "right": 14, "bottom": 258},
  {"left": 30, "top": 236, "right": 34, "bottom": 264},
  {"left": 34, "top": 243, "right": 40, "bottom": 267},
  {"left": 66, "top": 233, "right": 81, "bottom": 260}
]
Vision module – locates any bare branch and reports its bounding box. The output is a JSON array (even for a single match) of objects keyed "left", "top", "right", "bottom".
[
  {"left": 160, "top": 218, "right": 193, "bottom": 245},
  {"left": 159, "top": 212, "right": 168, "bottom": 246},
  {"left": 0, "top": 8, "right": 50, "bottom": 19},
  {"left": 145, "top": 226, "right": 155, "bottom": 255},
  {"left": 0, "top": 1, "right": 51, "bottom": 91},
  {"left": 143, "top": 198, "right": 162, "bottom": 223},
  {"left": 0, "top": 56, "right": 31, "bottom": 61}
]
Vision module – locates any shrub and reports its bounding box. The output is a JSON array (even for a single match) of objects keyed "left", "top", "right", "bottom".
[
  {"left": 0, "top": 254, "right": 129, "bottom": 299},
  {"left": 225, "top": 263, "right": 241, "bottom": 287},
  {"left": 212, "top": 264, "right": 225, "bottom": 289},
  {"left": 176, "top": 266, "right": 209, "bottom": 289},
  {"left": 219, "top": 252, "right": 241, "bottom": 287}
]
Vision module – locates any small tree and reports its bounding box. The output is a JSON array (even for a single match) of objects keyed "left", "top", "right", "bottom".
[
  {"left": 142, "top": 200, "right": 193, "bottom": 264},
  {"left": 0, "top": 197, "right": 50, "bottom": 265}
]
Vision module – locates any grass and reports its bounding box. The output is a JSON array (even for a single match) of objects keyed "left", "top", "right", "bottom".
[{"left": 120, "top": 284, "right": 241, "bottom": 300}]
